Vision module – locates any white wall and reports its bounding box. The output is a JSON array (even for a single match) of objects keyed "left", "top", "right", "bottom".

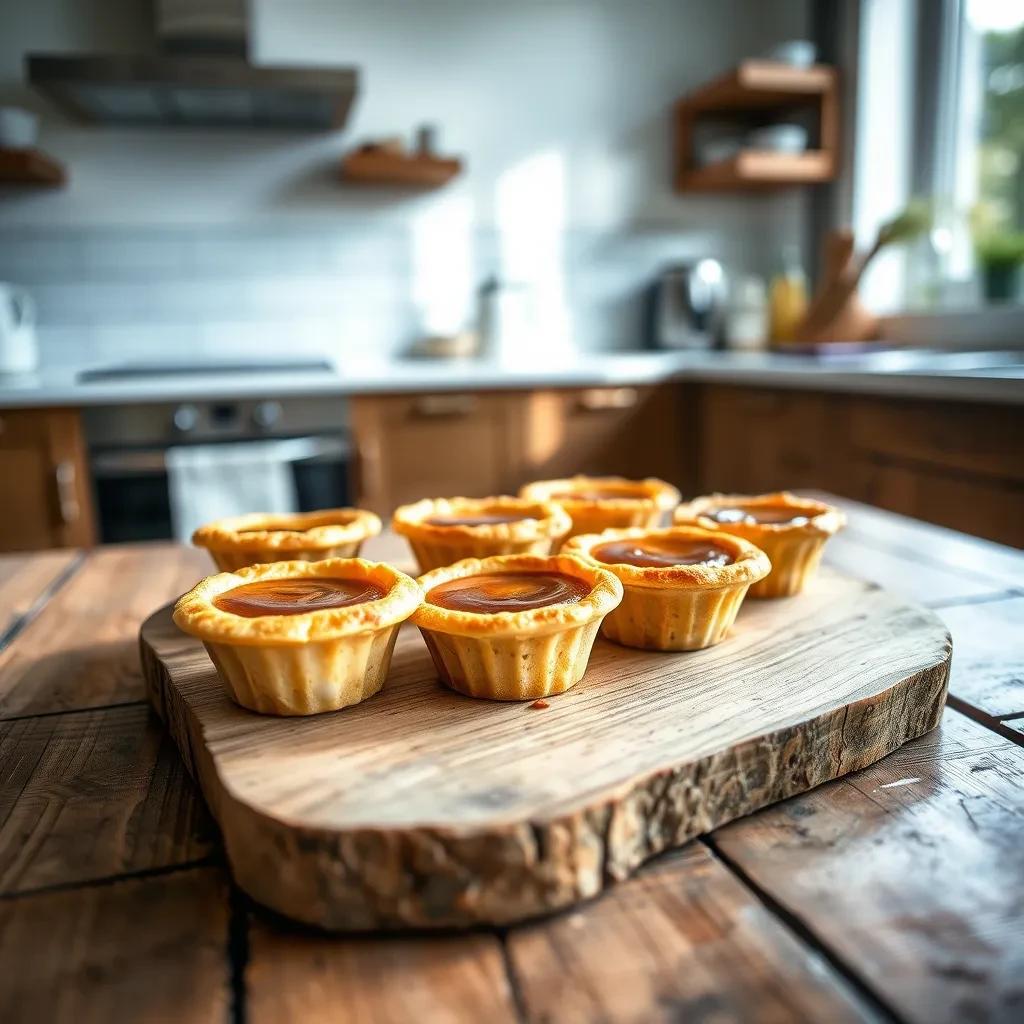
[{"left": 0, "top": 0, "right": 811, "bottom": 361}]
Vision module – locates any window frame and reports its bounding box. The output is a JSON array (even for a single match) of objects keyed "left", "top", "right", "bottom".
[{"left": 834, "top": 0, "right": 1024, "bottom": 340}]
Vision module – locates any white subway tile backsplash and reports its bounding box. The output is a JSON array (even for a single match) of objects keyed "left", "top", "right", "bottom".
[
  {"left": 80, "top": 234, "right": 189, "bottom": 276},
  {"left": 6, "top": 220, "right": 767, "bottom": 369},
  {"left": 0, "top": 236, "right": 77, "bottom": 281}
]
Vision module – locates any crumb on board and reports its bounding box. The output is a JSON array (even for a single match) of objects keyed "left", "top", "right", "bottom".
[{"left": 529, "top": 699, "right": 550, "bottom": 710}]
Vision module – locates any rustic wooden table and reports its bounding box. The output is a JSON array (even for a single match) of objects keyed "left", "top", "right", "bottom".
[{"left": 1, "top": 495, "right": 1021, "bottom": 1023}]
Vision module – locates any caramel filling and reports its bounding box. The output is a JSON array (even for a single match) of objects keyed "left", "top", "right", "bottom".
[
  {"left": 214, "top": 577, "right": 384, "bottom": 617},
  {"left": 425, "top": 512, "right": 532, "bottom": 527},
  {"left": 427, "top": 571, "right": 590, "bottom": 614},
  {"left": 235, "top": 517, "right": 352, "bottom": 536},
  {"left": 707, "top": 504, "right": 810, "bottom": 527},
  {"left": 552, "top": 487, "right": 646, "bottom": 502},
  {"left": 591, "top": 535, "right": 734, "bottom": 569}
]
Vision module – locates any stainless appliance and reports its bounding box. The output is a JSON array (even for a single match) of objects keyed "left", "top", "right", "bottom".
[
  {"left": 85, "top": 395, "right": 352, "bottom": 543},
  {"left": 28, "top": 0, "right": 358, "bottom": 130},
  {"left": 648, "top": 260, "right": 727, "bottom": 349}
]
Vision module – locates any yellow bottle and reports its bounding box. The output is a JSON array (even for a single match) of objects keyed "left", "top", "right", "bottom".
[{"left": 769, "top": 252, "right": 808, "bottom": 346}]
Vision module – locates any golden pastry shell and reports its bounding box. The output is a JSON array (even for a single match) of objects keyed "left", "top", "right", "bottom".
[
  {"left": 563, "top": 526, "right": 771, "bottom": 589},
  {"left": 173, "top": 558, "right": 422, "bottom": 646},
  {"left": 413, "top": 553, "right": 623, "bottom": 639},
  {"left": 674, "top": 491, "right": 845, "bottom": 537},
  {"left": 520, "top": 475, "right": 681, "bottom": 514},
  {"left": 392, "top": 496, "right": 571, "bottom": 543},
  {"left": 191, "top": 507, "right": 381, "bottom": 554}
]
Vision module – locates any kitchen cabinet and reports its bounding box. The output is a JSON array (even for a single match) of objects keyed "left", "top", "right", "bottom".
[
  {"left": 844, "top": 395, "right": 1024, "bottom": 546},
  {"left": 697, "top": 386, "right": 844, "bottom": 495},
  {"left": 0, "top": 408, "right": 95, "bottom": 551},
  {"left": 697, "top": 385, "right": 1024, "bottom": 548},
  {"left": 350, "top": 392, "right": 524, "bottom": 514},
  {"left": 520, "top": 385, "right": 690, "bottom": 484},
  {"left": 350, "top": 384, "right": 692, "bottom": 516}
]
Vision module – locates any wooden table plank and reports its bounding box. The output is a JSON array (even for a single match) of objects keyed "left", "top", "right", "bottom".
[
  {"left": 819, "top": 495, "right": 1024, "bottom": 738},
  {"left": 823, "top": 533, "right": 1008, "bottom": 607},
  {"left": 0, "top": 703, "right": 215, "bottom": 895},
  {"left": 0, "top": 543, "right": 209, "bottom": 719},
  {"left": 819, "top": 493, "right": 1024, "bottom": 593},
  {"left": 939, "top": 595, "right": 1024, "bottom": 735},
  {"left": 711, "top": 708, "right": 1024, "bottom": 1024},
  {"left": 362, "top": 531, "right": 417, "bottom": 575},
  {"left": 507, "top": 842, "right": 877, "bottom": 1023},
  {"left": 0, "top": 866, "right": 230, "bottom": 1024},
  {"left": 247, "top": 915, "right": 518, "bottom": 1024},
  {"left": 0, "top": 549, "right": 81, "bottom": 645}
]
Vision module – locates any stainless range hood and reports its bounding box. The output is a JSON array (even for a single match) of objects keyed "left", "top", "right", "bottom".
[
  {"left": 26, "top": 1, "right": 358, "bottom": 130},
  {"left": 28, "top": 54, "right": 358, "bottom": 130}
]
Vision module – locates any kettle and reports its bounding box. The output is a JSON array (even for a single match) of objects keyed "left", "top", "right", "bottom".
[
  {"left": 0, "top": 283, "right": 38, "bottom": 374},
  {"left": 647, "top": 260, "right": 726, "bottom": 349}
]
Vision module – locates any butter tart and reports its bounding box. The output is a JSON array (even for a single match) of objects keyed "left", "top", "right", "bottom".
[
  {"left": 564, "top": 526, "right": 770, "bottom": 650},
  {"left": 519, "top": 475, "right": 681, "bottom": 541},
  {"left": 192, "top": 507, "right": 382, "bottom": 572},
  {"left": 413, "top": 553, "right": 622, "bottom": 701},
  {"left": 674, "top": 492, "right": 845, "bottom": 598},
  {"left": 392, "top": 495, "right": 572, "bottom": 572},
  {"left": 173, "top": 558, "right": 421, "bottom": 716}
]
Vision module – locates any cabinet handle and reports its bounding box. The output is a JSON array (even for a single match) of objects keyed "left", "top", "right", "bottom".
[
  {"left": 411, "top": 394, "right": 477, "bottom": 418},
  {"left": 54, "top": 461, "right": 80, "bottom": 525},
  {"left": 576, "top": 387, "right": 639, "bottom": 412}
]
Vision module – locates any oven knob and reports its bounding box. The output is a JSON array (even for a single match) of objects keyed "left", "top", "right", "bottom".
[
  {"left": 172, "top": 404, "right": 200, "bottom": 433},
  {"left": 252, "top": 401, "right": 282, "bottom": 430}
]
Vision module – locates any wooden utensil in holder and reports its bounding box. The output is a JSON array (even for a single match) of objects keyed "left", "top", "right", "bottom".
[{"left": 795, "top": 229, "right": 878, "bottom": 343}]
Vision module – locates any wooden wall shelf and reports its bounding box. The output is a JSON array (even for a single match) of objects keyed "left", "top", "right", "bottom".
[
  {"left": 679, "top": 150, "right": 834, "bottom": 192},
  {"left": 674, "top": 60, "right": 838, "bottom": 193},
  {"left": 0, "top": 147, "right": 67, "bottom": 187},
  {"left": 340, "top": 150, "right": 462, "bottom": 189},
  {"left": 684, "top": 60, "right": 837, "bottom": 112}
]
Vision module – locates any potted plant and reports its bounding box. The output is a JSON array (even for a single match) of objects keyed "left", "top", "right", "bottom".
[{"left": 975, "top": 231, "right": 1024, "bottom": 303}]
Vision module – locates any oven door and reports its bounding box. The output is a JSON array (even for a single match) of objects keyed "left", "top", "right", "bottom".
[{"left": 91, "top": 434, "right": 352, "bottom": 544}]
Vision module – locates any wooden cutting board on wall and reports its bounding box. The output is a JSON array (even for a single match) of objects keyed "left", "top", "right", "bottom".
[{"left": 140, "top": 568, "right": 951, "bottom": 931}]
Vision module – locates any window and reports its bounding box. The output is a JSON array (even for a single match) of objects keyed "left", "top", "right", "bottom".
[
  {"left": 964, "top": 0, "right": 1024, "bottom": 301},
  {"left": 852, "top": 0, "right": 1024, "bottom": 315}
]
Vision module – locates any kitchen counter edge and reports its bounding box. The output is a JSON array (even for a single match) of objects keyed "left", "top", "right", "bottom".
[{"left": 0, "top": 351, "right": 1021, "bottom": 409}]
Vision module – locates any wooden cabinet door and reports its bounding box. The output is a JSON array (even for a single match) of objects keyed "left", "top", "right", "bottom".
[
  {"left": 518, "top": 384, "right": 689, "bottom": 490},
  {"left": 698, "top": 386, "right": 845, "bottom": 495},
  {"left": 845, "top": 395, "right": 1024, "bottom": 547},
  {"left": 350, "top": 392, "right": 522, "bottom": 515},
  {"left": 852, "top": 459, "right": 1024, "bottom": 548},
  {"left": 0, "top": 408, "right": 95, "bottom": 551}
]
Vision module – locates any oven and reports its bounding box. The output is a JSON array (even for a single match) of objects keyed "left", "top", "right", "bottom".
[{"left": 84, "top": 397, "right": 353, "bottom": 543}]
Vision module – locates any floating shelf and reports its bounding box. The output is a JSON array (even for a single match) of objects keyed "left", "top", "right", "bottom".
[
  {"left": 674, "top": 60, "right": 839, "bottom": 192},
  {"left": 0, "top": 147, "right": 67, "bottom": 187},
  {"left": 683, "top": 60, "right": 838, "bottom": 111},
  {"left": 340, "top": 149, "right": 462, "bottom": 189},
  {"left": 679, "top": 150, "right": 834, "bottom": 192}
]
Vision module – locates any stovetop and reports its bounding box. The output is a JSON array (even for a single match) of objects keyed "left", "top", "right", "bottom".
[{"left": 76, "top": 358, "right": 335, "bottom": 383}]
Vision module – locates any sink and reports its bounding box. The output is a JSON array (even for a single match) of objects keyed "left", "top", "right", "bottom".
[
  {"left": 894, "top": 350, "right": 1024, "bottom": 374},
  {"left": 808, "top": 348, "right": 1024, "bottom": 374}
]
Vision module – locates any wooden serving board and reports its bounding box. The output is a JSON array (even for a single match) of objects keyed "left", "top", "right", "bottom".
[{"left": 140, "top": 567, "right": 951, "bottom": 931}]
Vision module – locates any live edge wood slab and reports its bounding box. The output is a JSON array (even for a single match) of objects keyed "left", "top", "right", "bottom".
[{"left": 140, "top": 567, "right": 951, "bottom": 931}]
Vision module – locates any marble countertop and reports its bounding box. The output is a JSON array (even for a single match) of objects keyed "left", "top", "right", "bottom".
[{"left": 0, "top": 348, "right": 1021, "bottom": 409}]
